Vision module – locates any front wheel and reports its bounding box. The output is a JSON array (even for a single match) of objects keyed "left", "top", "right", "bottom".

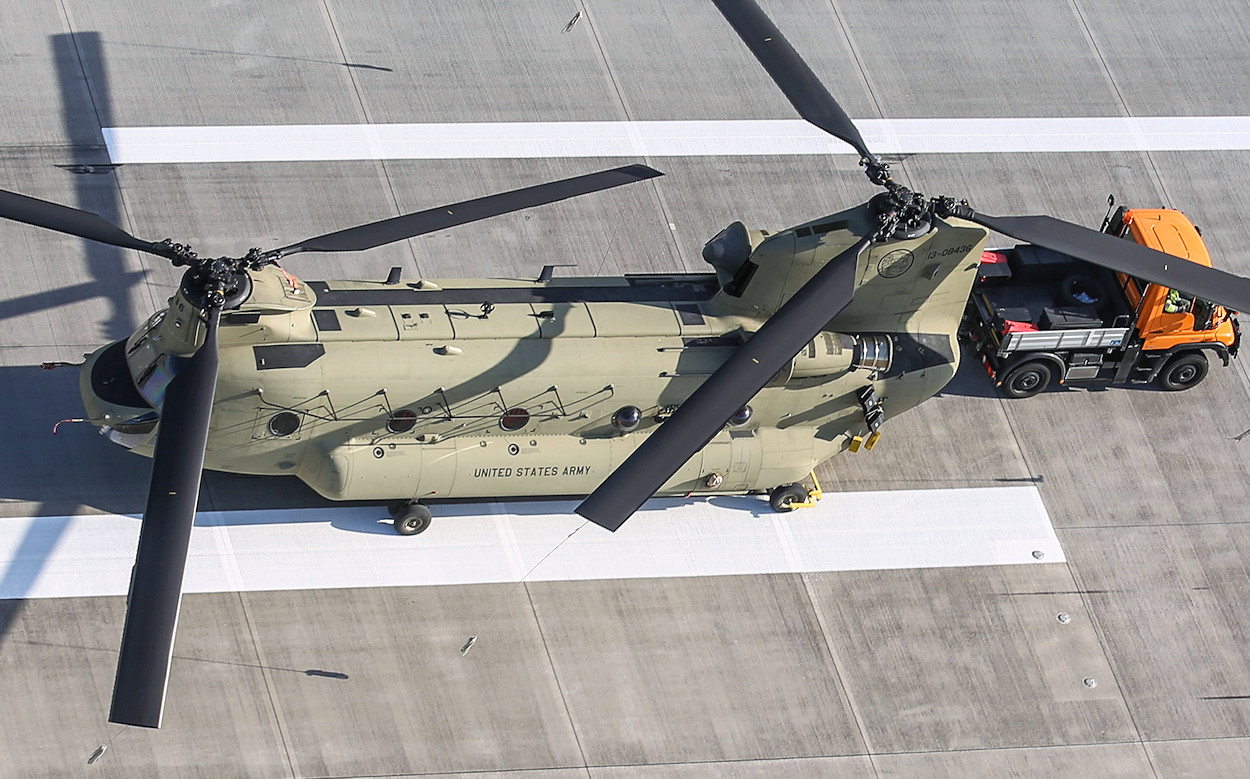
[
  {"left": 394, "top": 503, "right": 433, "bottom": 535},
  {"left": 769, "top": 483, "right": 809, "bottom": 512},
  {"left": 1158, "top": 353, "right": 1208, "bottom": 391},
  {"left": 1000, "top": 360, "right": 1053, "bottom": 399}
]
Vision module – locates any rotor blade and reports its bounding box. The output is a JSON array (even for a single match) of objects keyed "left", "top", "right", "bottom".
[
  {"left": 710, "top": 0, "right": 874, "bottom": 161},
  {"left": 577, "top": 236, "right": 870, "bottom": 531},
  {"left": 276, "top": 164, "right": 663, "bottom": 256},
  {"left": 953, "top": 206, "right": 1250, "bottom": 314},
  {"left": 0, "top": 188, "right": 181, "bottom": 261},
  {"left": 109, "top": 307, "right": 220, "bottom": 729}
]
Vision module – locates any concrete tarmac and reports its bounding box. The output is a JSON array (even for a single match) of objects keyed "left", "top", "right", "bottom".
[{"left": 2, "top": 0, "right": 1250, "bottom": 776}]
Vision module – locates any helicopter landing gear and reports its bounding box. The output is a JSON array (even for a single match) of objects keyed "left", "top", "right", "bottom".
[
  {"left": 769, "top": 484, "right": 807, "bottom": 512},
  {"left": 769, "top": 472, "right": 823, "bottom": 512},
  {"left": 391, "top": 501, "right": 432, "bottom": 535}
]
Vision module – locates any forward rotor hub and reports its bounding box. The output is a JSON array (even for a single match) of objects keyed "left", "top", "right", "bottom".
[
  {"left": 869, "top": 179, "right": 931, "bottom": 241},
  {"left": 178, "top": 248, "right": 267, "bottom": 310}
]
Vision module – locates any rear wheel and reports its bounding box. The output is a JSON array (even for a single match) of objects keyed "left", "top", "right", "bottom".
[
  {"left": 1158, "top": 352, "right": 1208, "bottom": 391},
  {"left": 1001, "top": 360, "right": 1053, "bottom": 399}
]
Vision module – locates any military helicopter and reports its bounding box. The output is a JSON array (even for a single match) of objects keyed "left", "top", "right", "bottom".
[{"left": 6, "top": 0, "right": 1250, "bottom": 732}]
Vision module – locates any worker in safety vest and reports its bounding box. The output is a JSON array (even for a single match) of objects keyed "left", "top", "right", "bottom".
[{"left": 1164, "top": 288, "right": 1193, "bottom": 314}]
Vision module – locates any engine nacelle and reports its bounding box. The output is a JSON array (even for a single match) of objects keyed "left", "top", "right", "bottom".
[{"left": 783, "top": 332, "right": 894, "bottom": 381}]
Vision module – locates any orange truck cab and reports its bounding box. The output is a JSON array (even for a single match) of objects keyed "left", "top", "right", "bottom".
[
  {"left": 1114, "top": 208, "right": 1239, "bottom": 353},
  {"left": 960, "top": 203, "right": 1240, "bottom": 398}
]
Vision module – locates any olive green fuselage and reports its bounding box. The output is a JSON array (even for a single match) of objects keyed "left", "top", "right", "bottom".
[{"left": 80, "top": 204, "right": 988, "bottom": 503}]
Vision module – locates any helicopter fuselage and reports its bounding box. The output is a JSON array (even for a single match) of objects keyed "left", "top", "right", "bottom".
[{"left": 80, "top": 203, "right": 988, "bottom": 504}]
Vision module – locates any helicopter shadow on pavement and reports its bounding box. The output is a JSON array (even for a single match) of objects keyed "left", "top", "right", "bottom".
[
  {"left": 0, "top": 33, "right": 154, "bottom": 515},
  {"left": 305, "top": 492, "right": 778, "bottom": 535},
  {"left": 0, "top": 32, "right": 147, "bottom": 650},
  {"left": 0, "top": 360, "right": 378, "bottom": 518},
  {"left": 43, "top": 33, "right": 146, "bottom": 346},
  {"left": 932, "top": 342, "right": 1007, "bottom": 399},
  {"left": 0, "top": 363, "right": 154, "bottom": 646},
  {"left": 703, "top": 493, "right": 777, "bottom": 517},
  {"left": 0, "top": 362, "right": 388, "bottom": 613},
  {"left": 470, "top": 493, "right": 775, "bottom": 519},
  {"left": 2, "top": 363, "right": 149, "bottom": 517},
  {"left": 198, "top": 481, "right": 400, "bottom": 536}
]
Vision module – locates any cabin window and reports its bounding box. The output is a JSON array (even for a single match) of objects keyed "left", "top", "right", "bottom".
[
  {"left": 268, "top": 411, "right": 301, "bottom": 437},
  {"left": 387, "top": 409, "right": 418, "bottom": 434},
  {"left": 612, "top": 406, "right": 642, "bottom": 431},
  {"left": 500, "top": 408, "right": 530, "bottom": 431},
  {"left": 729, "top": 405, "right": 753, "bottom": 426}
]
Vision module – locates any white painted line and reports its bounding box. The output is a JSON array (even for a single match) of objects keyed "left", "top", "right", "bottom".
[
  {"left": 0, "top": 487, "right": 1062, "bottom": 600},
  {"left": 101, "top": 117, "right": 1250, "bottom": 163}
]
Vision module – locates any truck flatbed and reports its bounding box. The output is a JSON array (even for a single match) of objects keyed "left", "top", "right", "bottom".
[{"left": 960, "top": 206, "right": 1238, "bottom": 398}]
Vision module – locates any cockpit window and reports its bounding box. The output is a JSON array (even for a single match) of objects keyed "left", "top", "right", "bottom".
[
  {"left": 136, "top": 353, "right": 185, "bottom": 409},
  {"left": 126, "top": 310, "right": 166, "bottom": 356},
  {"left": 126, "top": 310, "right": 179, "bottom": 407}
]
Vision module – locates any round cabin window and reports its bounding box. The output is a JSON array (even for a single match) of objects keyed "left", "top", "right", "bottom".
[
  {"left": 387, "top": 409, "right": 418, "bottom": 434},
  {"left": 612, "top": 405, "right": 642, "bottom": 431},
  {"left": 729, "top": 404, "right": 753, "bottom": 426},
  {"left": 268, "top": 411, "right": 301, "bottom": 437},
  {"left": 500, "top": 407, "right": 530, "bottom": 431}
]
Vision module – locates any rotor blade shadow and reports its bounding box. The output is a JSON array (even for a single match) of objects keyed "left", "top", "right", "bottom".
[
  {"left": 53, "top": 32, "right": 146, "bottom": 343},
  {"left": 0, "top": 272, "right": 148, "bottom": 323},
  {"left": 0, "top": 36, "right": 144, "bottom": 655}
]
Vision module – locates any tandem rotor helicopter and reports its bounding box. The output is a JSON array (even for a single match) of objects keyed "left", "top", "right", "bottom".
[{"left": 5, "top": 0, "right": 1250, "bottom": 731}]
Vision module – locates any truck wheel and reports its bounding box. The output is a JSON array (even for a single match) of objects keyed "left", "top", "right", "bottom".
[
  {"left": 769, "top": 483, "right": 809, "bottom": 512},
  {"left": 1158, "top": 353, "right": 1208, "bottom": 391},
  {"left": 394, "top": 503, "right": 432, "bottom": 535},
  {"left": 1001, "top": 361, "right": 1053, "bottom": 399}
]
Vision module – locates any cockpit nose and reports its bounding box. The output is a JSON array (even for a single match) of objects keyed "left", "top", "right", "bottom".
[
  {"left": 89, "top": 340, "right": 151, "bottom": 410},
  {"left": 81, "top": 338, "right": 159, "bottom": 448}
]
